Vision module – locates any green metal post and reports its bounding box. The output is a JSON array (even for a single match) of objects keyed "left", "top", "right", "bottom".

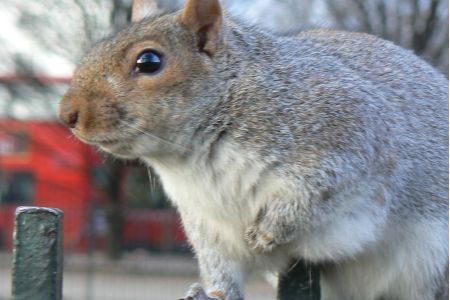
[
  {"left": 277, "top": 260, "right": 321, "bottom": 300},
  {"left": 12, "top": 206, "right": 64, "bottom": 300}
]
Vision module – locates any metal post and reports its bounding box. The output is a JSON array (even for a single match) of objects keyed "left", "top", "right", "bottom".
[
  {"left": 277, "top": 260, "right": 321, "bottom": 300},
  {"left": 12, "top": 206, "right": 64, "bottom": 300}
]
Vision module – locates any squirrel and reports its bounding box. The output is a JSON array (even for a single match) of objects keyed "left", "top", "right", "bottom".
[{"left": 59, "top": 0, "right": 449, "bottom": 299}]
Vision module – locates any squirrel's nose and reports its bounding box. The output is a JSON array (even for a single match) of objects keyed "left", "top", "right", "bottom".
[
  {"left": 64, "top": 111, "right": 79, "bottom": 128},
  {"left": 59, "top": 99, "right": 80, "bottom": 129}
]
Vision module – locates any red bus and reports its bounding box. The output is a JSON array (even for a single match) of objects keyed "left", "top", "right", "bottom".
[{"left": 0, "top": 119, "right": 186, "bottom": 252}]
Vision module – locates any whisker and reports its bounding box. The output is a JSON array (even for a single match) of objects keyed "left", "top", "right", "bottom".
[
  {"left": 119, "top": 119, "right": 192, "bottom": 152},
  {"left": 147, "top": 167, "right": 156, "bottom": 193}
]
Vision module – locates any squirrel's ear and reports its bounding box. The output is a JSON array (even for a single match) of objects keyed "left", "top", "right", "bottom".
[
  {"left": 180, "top": 0, "right": 222, "bottom": 56},
  {"left": 132, "top": 0, "right": 161, "bottom": 22}
]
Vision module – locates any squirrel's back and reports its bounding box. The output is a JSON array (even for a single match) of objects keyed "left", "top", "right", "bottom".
[{"left": 223, "top": 23, "right": 448, "bottom": 214}]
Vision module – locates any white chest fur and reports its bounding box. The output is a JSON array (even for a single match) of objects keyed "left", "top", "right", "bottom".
[{"left": 144, "top": 142, "right": 283, "bottom": 259}]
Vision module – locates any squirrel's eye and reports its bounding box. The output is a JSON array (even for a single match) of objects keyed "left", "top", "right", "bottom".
[{"left": 135, "top": 51, "right": 162, "bottom": 74}]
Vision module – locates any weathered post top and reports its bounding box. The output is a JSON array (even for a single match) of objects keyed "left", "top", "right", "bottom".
[{"left": 12, "top": 206, "right": 64, "bottom": 300}]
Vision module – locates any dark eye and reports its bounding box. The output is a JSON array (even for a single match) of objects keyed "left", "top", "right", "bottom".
[{"left": 135, "top": 50, "right": 162, "bottom": 74}]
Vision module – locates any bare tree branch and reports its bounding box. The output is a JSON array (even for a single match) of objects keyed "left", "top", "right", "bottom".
[
  {"left": 412, "top": 0, "right": 440, "bottom": 54},
  {"left": 350, "top": 0, "right": 374, "bottom": 32}
]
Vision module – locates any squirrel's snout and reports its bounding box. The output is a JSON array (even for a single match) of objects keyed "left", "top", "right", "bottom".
[
  {"left": 59, "top": 96, "right": 80, "bottom": 129},
  {"left": 64, "top": 111, "right": 79, "bottom": 128}
]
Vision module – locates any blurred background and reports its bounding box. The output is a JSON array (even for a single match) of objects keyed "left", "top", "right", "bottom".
[{"left": 0, "top": 0, "right": 447, "bottom": 299}]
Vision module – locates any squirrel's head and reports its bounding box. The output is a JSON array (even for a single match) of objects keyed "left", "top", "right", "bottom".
[{"left": 59, "top": 0, "right": 224, "bottom": 159}]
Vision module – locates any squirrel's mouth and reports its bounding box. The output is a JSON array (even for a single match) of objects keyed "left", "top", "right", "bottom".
[
  {"left": 100, "top": 141, "right": 127, "bottom": 155},
  {"left": 90, "top": 137, "right": 137, "bottom": 158},
  {"left": 74, "top": 132, "right": 133, "bottom": 149},
  {"left": 94, "top": 138, "right": 123, "bottom": 146}
]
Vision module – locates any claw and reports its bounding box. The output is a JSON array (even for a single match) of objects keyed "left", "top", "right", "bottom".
[
  {"left": 180, "top": 283, "right": 223, "bottom": 300},
  {"left": 245, "top": 225, "right": 276, "bottom": 254}
]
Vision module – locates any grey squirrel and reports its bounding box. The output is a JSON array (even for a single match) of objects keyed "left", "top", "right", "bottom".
[{"left": 59, "top": 0, "right": 449, "bottom": 299}]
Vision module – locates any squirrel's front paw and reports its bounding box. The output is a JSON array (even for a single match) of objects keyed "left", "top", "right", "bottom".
[
  {"left": 179, "top": 283, "right": 224, "bottom": 300},
  {"left": 245, "top": 225, "right": 277, "bottom": 254}
]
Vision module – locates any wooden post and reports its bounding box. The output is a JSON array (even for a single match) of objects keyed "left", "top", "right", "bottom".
[
  {"left": 12, "top": 206, "right": 64, "bottom": 300},
  {"left": 277, "top": 260, "right": 321, "bottom": 300}
]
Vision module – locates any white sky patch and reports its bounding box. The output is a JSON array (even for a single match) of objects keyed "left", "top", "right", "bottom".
[{"left": 0, "top": 0, "right": 113, "bottom": 119}]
